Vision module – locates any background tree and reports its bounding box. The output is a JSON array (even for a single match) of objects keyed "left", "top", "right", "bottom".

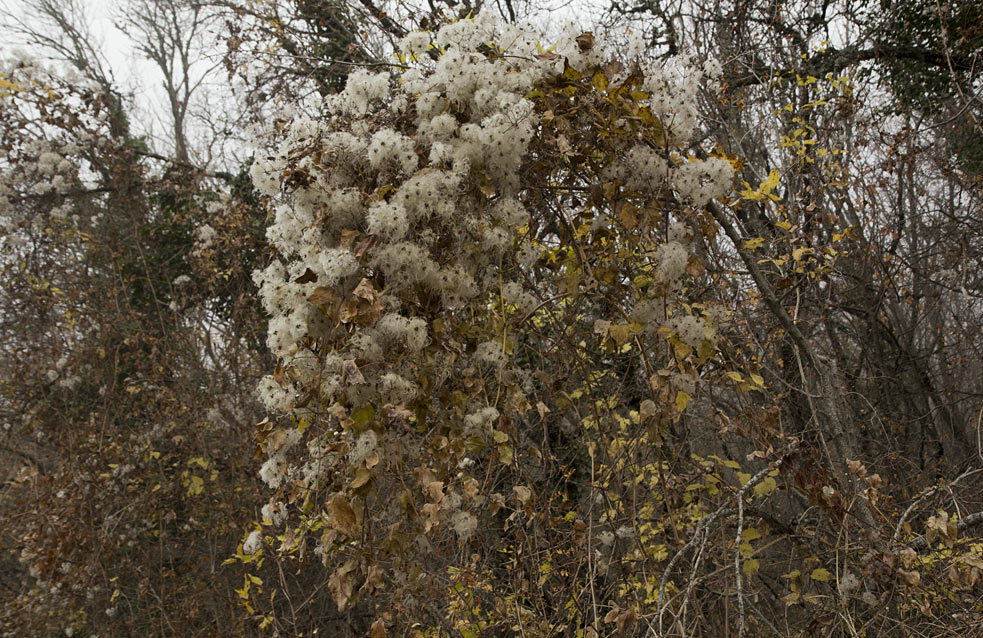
[
  {"left": 0, "top": 1, "right": 271, "bottom": 634},
  {"left": 603, "top": 0, "right": 983, "bottom": 633}
]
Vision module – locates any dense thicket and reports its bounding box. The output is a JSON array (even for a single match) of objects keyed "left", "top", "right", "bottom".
[{"left": 1, "top": 1, "right": 981, "bottom": 637}]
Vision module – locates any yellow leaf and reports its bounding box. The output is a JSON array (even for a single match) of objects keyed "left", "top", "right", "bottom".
[
  {"left": 187, "top": 475, "right": 204, "bottom": 496},
  {"left": 675, "top": 391, "right": 691, "bottom": 412},
  {"left": 726, "top": 371, "right": 744, "bottom": 383},
  {"left": 739, "top": 184, "right": 765, "bottom": 201},
  {"left": 743, "top": 559, "right": 760, "bottom": 575},
  {"left": 498, "top": 444, "right": 513, "bottom": 465},
  {"left": 760, "top": 169, "right": 780, "bottom": 195},
  {"left": 810, "top": 568, "right": 832, "bottom": 582},
  {"left": 754, "top": 477, "right": 777, "bottom": 497},
  {"left": 592, "top": 70, "right": 608, "bottom": 92},
  {"left": 741, "top": 527, "right": 761, "bottom": 541},
  {"left": 743, "top": 237, "right": 766, "bottom": 250},
  {"left": 792, "top": 246, "right": 812, "bottom": 261}
]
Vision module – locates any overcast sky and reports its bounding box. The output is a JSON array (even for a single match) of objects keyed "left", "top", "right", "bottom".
[{"left": 2, "top": 0, "right": 616, "bottom": 168}]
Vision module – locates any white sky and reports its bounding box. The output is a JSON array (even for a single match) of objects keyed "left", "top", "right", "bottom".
[
  {"left": 1, "top": 0, "right": 166, "bottom": 146},
  {"left": 1, "top": 0, "right": 614, "bottom": 167}
]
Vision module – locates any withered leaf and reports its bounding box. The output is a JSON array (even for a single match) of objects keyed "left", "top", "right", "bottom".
[
  {"left": 361, "top": 563, "right": 385, "bottom": 595},
  {"left": 294, "top": 268, "right": 318, "bottom": 284},
  {"left": 341, "top": 359, "right": 365, "bottom": 385},
  {"left": 370, "top": 619, "right": 387, "bottom": 638},
  {"left": 326, "top": 492, "right": 358, "bottom": 537},
  {"left": 328, "top": 559, "right": 357, "bottom": 611}
]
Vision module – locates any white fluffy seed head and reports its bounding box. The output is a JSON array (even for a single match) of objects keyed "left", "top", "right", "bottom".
[
  {"left": 654, "top": 241, "right": 689, "bottom": 284},
  {"left": 366, "top": 201, "right": 410, "bottom": 242}
]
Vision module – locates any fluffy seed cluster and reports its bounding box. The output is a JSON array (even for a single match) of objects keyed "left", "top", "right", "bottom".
[
  {"left": 669, "top": 314, "right": 710, "bottom": 348},
  {"left": 654, "top": 241, "right": 690, "bottom": 284},
  {"left": 243, "top": 530, "right": 263, "bottom": 555},
  {"left": 463, "top": 407, "right": 500, "bottom": 438},
  {"left": 248, "top": 12, "right": 729, "bottom": 527}
]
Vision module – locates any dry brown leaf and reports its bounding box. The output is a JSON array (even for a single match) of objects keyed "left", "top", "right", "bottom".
[
  {"left": 361, "top": 563, "right": 385, "bottom": 595},
  {"left": 328, "top": 559, "right": 357, "bottom": 611},
  {"left": 326, "top": 492, "right": 358, "bottom": 537},
  {"left": 513, "top": 485, "right": 532, "bottom": 507}
]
